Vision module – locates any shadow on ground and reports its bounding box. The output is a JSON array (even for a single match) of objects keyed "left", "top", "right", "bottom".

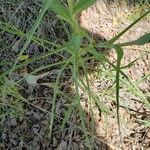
[{"left": 0, "top": 0, "right": 150, "bottom": 150}]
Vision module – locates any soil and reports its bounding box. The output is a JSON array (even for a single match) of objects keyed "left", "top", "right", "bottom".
[
  {"left": 0, "top": 0, "right": 150, "bottom": 150},
  {"left": 79, "top": 0, "right": 150, "bottom": 149}
]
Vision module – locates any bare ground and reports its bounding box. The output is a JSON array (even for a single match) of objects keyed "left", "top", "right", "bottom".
[
  {"left": 79, "top": 0, "right": 150, "bottom": 149},
  {"left": 0, "top": 0, "right": 150, "bottom": 150}
]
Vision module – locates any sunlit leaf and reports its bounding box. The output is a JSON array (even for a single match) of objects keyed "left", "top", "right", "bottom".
[
  {"left": 115, "top": 45, "right": 123, "bottom": 61},
  {"left": 19, "top": 55, "right": 29, "bottom": 61},
  {"left": 115, "top": 32, "right": 150, "bottom": 47},
  {"left": 134, "top": 32, "right": 150, "bottom": 45},
  {"left": 96, "top": 9, "right": 150, "bottom": 46},
  {"left": 114, "top": 45, "right": 124, "bottom": 136}
]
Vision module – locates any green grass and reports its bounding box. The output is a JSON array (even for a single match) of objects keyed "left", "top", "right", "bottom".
[{"left": 0, "top": 0, "right": 150, "bottom": 148}]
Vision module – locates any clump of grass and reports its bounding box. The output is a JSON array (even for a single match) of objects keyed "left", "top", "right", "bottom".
[{"left": 0, "top": 0, "right": 150, "bottom": 148}]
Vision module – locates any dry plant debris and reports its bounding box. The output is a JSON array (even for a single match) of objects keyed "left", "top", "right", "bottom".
[{"left": 0, "top": 0, "right": 150, "bottom": 150}]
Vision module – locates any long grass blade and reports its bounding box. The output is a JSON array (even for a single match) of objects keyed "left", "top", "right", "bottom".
[
  {"left": 9, "top": 0, "right": 52, "bottom": 75},
  {"left": 73, "top": 0, "right": 96, "bottom": 14},
  {"left": 114, "top": 45, "right": 123, "bottom": 138}
]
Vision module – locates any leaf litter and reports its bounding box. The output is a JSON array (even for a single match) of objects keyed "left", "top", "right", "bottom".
[{"left": 0, "top": 0, "right": 150, "bottom": 150}]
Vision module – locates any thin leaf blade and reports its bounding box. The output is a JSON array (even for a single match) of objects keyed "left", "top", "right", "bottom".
[
  {"left": 73, "top": 0, "right": 96, "bottom": 14},
  {"left": 49, "top": 0, "right": 72, "bottom": 24},
  {"left": 134, "top": 32, "right": 150, "bottom": 45}
]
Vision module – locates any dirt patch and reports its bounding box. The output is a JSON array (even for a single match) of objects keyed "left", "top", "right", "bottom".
[
  {"left": 79, "top": 0, "right": 150, "bottom": 149},
  {"left": 0, "top": 0, "right": 150, "bottom": 150}
]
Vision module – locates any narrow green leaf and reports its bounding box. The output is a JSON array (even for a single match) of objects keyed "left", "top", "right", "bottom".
[
  {"left": 134, "top": 32, "right": 150, "bottom": 45},
  {"left": 48, "top": 58, "right": 72, "bottom": 139},
  {"left": 115, "top": 46, "right": 123, "bottom": 61},
  {"left": 9, "top": 0, "right": 52, "bottom": 75},
  {"left": 87, "top": 47, "right": 129, "bottom": 80},
  {"left": 114, "top": 45, "right": 124, "bottom": 137},
  {"left": 95, "top": 98, "right": 111, "bottom": 115},
  {"left": 96, "top": 9, "right": 150, "bottom": 47},
  {"left": 114, "top": 32, "right": 150, "bottom": 47},
  {"left": 67, "top": 0, "right": 75, "bottom": 14},
  {"left": 87, "top": 47, "right": 106, "bottom": 69},
  {"left": 49, "top": 0, "right": 72, "bottom": 24},
  {"left": 70, "top": 34, "right": 82, "bottom": 51},
  {"left": 0, "top": 21, "right": 60, "bottom": 48},
  {"left": 61, "top": 106, "right": 73, "bottom": 129},
  {"left": 73, "top": 0, "right": 96, "bottom": 14},
  {"left": 108, "top": 10, "right": 150, "bottom": 44}
]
